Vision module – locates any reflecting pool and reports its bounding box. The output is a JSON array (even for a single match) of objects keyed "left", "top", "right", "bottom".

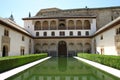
[{"left": 6, "top": 57, "right": 120, "bottom": 80}]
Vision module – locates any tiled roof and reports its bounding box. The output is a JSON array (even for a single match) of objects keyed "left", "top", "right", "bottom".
[
  {"left": 95, "top": 16, "right": 120, "bottom": 35},
  {"left": 35, "top": 6, "right": 120, "bottom": 17},
  {"left": 30, "top": 15, "right": 95, "bottom": 18},
  {"left": 0, "top": 17, "right": 32, "bottom": 37},
  {"left": 23, "top": 6, "right": 120, "bottom": 20}
]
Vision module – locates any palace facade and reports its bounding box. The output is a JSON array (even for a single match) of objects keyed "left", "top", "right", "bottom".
[{"left": 0, "top": 6, "right": 120, "bottom": 57}]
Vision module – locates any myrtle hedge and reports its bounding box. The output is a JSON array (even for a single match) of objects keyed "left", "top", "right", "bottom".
[
  {"left": 77, "top": 53, "right": 120, "bottom": 70},
  {"left": 0, "top": 53, "right": 47, "bottom": 73}
]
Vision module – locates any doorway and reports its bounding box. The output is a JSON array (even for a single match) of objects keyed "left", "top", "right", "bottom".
[
  {"left": 58, "top": 41, "right": 67, "bottom": 57},
  {"left": 2, "top": 45, "right": 8, "bottom": 57}
]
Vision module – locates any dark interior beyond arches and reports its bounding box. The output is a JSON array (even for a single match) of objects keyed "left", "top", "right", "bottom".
[
  {"left": 58, "top": 41, "right": 67, "bottom": 57},
  {"left": 2, "top": 45, "right": 8, "bottom": 57}
]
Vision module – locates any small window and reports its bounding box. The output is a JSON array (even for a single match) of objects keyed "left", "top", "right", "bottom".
[
  {"left": 51, "top": 32, "right": 55, "bottom": 36},
  {"left": 86, "top": 31, "right": 89, "bottom": 36},
  {"left": 100, "top": 35, "right": 103, "bottom": 40},
  {"left": 44, "top": 32, "right": 47, "bottom": 36},
  {"left": 4, "top": 29, "right": 9, "bottom": 36},
  {"left": 60, "top": 32, "right": 62, "bottom": 36},
  {"left": 116, "top": 29, "right": 119, "bottom": 35},
  {"left": 119, "top": 28, "right": 120, "bottom": 34},
  {"left": 36, "top": 32, "right": 39, "bottom": 36},
  {"left": 63, "top": 32, "right": 65, "bottom": 36},
  {"left": 116, "top": 28, "right": 120, "bottom": 35},
  {"left": 22, "top": 36, "right": 25, "bottom": 41},
  {"left": 78, "top": 31, "right": 81, "bottom": 36},
  {"left": 29, "top": 39, "right": 31, "bottom": 43},
  {"left": 70, "top": 31, "right": 73, "bottom": 36},
  {"left": 60, "top": 31, "right": 65, "bottom": 36}
]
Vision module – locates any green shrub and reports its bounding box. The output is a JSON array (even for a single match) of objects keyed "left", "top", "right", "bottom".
[
  {"left": 0, "top": 53, "right": 47, "bottom": 73},
  {"left": 77, "top": 53, "right": 120, "bottom": 70}
]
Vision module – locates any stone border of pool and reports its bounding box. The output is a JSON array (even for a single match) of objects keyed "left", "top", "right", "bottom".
[
  {"left": 74, "top": 56, "right": 120, "bottom": 78},
  {"left": 0, "top": 57, "right": 51, "bottom": 80}
]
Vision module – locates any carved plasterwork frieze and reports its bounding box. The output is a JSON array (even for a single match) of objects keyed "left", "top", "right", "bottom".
[
  {"left": 1, "top": 36, "right": 10, "bottom": 52},
  {"left": 115, "top": 35, "right": 120, "bottom": 51}
]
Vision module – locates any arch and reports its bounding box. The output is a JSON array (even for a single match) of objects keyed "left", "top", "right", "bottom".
[
  {"left": 51, "top": 32, "right": 55, "bottom": 36},
  {"left": 76, "top": 20, "right": 82, "bottom": 29},
  {"left": 50, "top": 43, "right": 56, "bottom": 50},
  {"left": 58, "top": 23, "right": 66, "bottom": 30},
  {"left": 86, "top": 31, "right": 89, "bottom": 36},
  {"left": 77, "top": 43, "right": 83, "bottom": 52},
  {"left": 42, "top": 21, "right": 49, "bottom": 30},
  {"left": 43, "top": 43, "right": 48, "bottom": 46},
  {"left": 34, "top": 21, "right": 41, "bottom": 30},
  {"left": 2, "top": 45, "right": 8, "bottom": 57},
  {"left": 84, "top": 20, "right": 90, "bottom": 29},
  {"left": 49, "top": 43, "right": 57, "bottom": 56},
  {"left": 69, "top": 42, "right": 74, "bottom": 51},
  {"left": 36, "top": 32, "right": 39, "bottom": 36},
  {"left": 34, "top": 43, "right": 41, "bottom": 53},
  {"left": 42, "top": 43, "right": 48, "bottom": 52},
  {"left": 50, "top": 20, "right": 57, "bottom": 30},
  {"left": 43, "top": 32, "right": 47, "bottom": 36},
  {"left": 78, "top": 31, "right": 81, "bottom": 36},
  {"left": 69, "top": 42, "right": 74, "bottom": 46},
  {"left": 77, "top": 43, "right": 83, "bottom": 47},
  {"left": 58, "top": 41, "right": 67, "bottom": 57},
  {"left": 84, "top": 43, "right": 91, "bottom": 53},
  {"left": 68, "top": 20, "right": 74, "bottom": 29},
  {"left": 51, "top": 43, "right": 56, "bottom": 46},
  {"left": 59, "top": 31, "right": 65, "bottom": 36},
  {"left": 69, "top": 31, "right": 73, "bottom": 36}
]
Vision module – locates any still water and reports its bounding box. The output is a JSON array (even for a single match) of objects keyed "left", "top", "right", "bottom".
[{"left": 6, "top": 57, "right": 119, "bottom": 80}]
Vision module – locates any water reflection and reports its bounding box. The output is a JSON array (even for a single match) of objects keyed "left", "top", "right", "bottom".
[
  {"left": 6, "top": 57, "right": 120, "bottom": 80},
  {"left": 58, "top": 57, "right": 67, "bottom": 72}
]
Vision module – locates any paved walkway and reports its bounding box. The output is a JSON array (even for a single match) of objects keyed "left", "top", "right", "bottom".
[
  {"left": 74, "top": 56, "right": 120, "bottom": 78},
  {"left": 0, "top": 57, "right": 51, "bottom": 80}
]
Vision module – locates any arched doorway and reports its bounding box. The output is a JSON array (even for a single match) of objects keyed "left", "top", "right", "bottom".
[
  {"left": 58, "top": 41, "right": 67, "bottom": 57},
  {"left": 2, "top": 45, "right": 8, "bottom": 57},
  {"left": 84, "top": 43, "right": 91, "bottom": 53}
]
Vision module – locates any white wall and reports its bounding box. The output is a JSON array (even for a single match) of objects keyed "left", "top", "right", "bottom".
[
  {"left": 33, "top": 30, "right": 91, "bottom": 37},
  {"left": 0, "top": 24, "right": 4, "bottom": 56},
  {"left": 24, "top": 19, "right": 97, "bottom": 37},
  {"left": 9, "top": 29, "right": 32, "bottom": 56},
  {"left": 91, "top": 38, "right": 95, "bottom": 54},
  {"left": 30, "top": 38, "right": 34, "bottom": 53},
  {"left": 24, "top": 20, "right": 34, "bottom": 36},
  {"left": 0, "top": 24, "right": 33, "bottom": 57},
  {"left": 95, "top": 25, "right": 119, "bottom": 55},
  {"left": 90, "top": 19, "right": 96, "bottom": 35}
]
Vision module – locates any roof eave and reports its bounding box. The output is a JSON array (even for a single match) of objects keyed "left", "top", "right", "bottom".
[
  {"left": 94, "top": 17, "right": 120, "bottom": 36},
  {"left": 0, "top": 19, "right": 32, "bottom": 38}
]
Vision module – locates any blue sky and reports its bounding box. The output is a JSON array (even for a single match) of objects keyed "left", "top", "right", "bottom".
[{"left": 0, "top": 0, "right": 120, "bottom": 27}]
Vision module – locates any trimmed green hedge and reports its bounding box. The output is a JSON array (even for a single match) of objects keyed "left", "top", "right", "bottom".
[
  {"left": 77, "top": 53, "right": 120, "bottom": 70},
  {"left": 0, "top": 53, "right": 47, "bottom": 73}
]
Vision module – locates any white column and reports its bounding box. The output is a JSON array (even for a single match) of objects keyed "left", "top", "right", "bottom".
[
  {"left": 56, "top": 19, "right": 58, "bottom": 30},
  {"left": 66, "top": 20, "right": 68, "bottom": 30},
  {"left": 41, "top": 21, "right": 43, "bottom": 30},
  {"left": 48, "top": 20, "right": 50, "bottom": 30},
  {"left": 74, "top": 20, "right": 76, "bottom": 30},
  {"left": 82, "top": 20, "right": 84, "bottom": 30}
]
